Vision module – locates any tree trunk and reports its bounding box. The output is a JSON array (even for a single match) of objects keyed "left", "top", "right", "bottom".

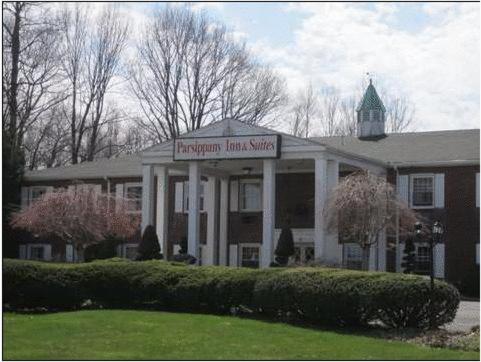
[{"left": 8, "top": 3, "right": 22, "bottom": 159}]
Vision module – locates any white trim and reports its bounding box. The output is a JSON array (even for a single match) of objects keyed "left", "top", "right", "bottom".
[
  {"left": 229, "top": 244, "right": 238, "bottom": 267},
  {"left": 25, "top": 243, "right": 51, "bottom": 261},
  {"left": 434, "top": 173, "right": 445, "bottom": 208},
  {"left": 229, "top": 180, "right": 239, "bottom": 212},
  {"left": 409, "top": 174, "right": 435, "bottom": 209}
]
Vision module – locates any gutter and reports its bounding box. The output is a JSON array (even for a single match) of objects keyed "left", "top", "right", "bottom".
[{"left": 394, "top": 165, "right": 400, "bottom": 273}]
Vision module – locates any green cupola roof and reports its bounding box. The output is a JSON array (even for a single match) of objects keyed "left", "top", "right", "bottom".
[{"left": 356, "top": 79, "right": 386, "bottom": 112}]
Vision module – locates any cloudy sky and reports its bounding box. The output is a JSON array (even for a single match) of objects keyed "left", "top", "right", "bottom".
[{"left": 119, "top": 2, "right": 479, "bottom": 132}]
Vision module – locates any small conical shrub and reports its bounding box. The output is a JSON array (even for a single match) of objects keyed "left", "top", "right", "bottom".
[
  {"left": 137, "top": 225, "right": 161, "bottom": 261},
  {"left": 274, "top": 222, "right": 295, "bottom": 266}
]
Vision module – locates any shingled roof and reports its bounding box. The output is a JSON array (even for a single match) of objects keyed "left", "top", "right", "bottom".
[
  {"left": 356, "top": 80, "right": 386, "bottom": 112},
  {"left": 24, "top": 154, "right": 143, "bottom": 182},
  {"left": 311, "top": 129, "right": 479, "bottom": 166}
]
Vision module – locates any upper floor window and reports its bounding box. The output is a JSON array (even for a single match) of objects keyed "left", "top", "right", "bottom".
[
  {"left": 239, "top": 179, "right": 262, "bottom": 212},
  {"left": 410, "top": 175, "right": 434, "bottom": 208},
  {"left": 124, "top": 183, "right": 142, "bottom": 213}
]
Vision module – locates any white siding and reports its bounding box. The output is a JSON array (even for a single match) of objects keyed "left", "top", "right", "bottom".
[
  {"left": 434, "top": 174, "right": 445, "bottom": 208},
  {"left": 115, "top": 184, "right": 124, "bottom": 211},
  {"left": 20, "top": 187, "right": 29, "bottom": 209},
  {"left": 229, "top": 244, "right": 238, "bottom": 267},
  {"left": 433, "top": 244, "right": 445, "bottom": 278},
  {"left": 396, "top": 175, "right": 409, "bottom": 203},
  {"left": 19, "top": 245, "right": 27, "bottom": 259}
]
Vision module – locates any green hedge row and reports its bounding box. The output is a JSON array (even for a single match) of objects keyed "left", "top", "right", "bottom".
[{"left": 3, "top": 258, "right": 460, "bottom": 329}]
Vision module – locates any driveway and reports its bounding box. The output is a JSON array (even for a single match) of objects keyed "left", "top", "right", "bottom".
[{"left": 445, "top": 301, "right": 480, "bottom": 332}]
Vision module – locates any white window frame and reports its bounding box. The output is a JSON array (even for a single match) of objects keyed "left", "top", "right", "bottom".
[
  {"left": 293, "top": 243, "right": 315, "bottom": 264},
  {"left": 117, "top": 243, "right": 139, "bottom": 260},
  {"left": 239, "top": 179, "right": 263, "bottom": 212},
  {"left": 182, "top": 181, "right": 206, "bottom": 214},
  {"left": 410, "top": 174, "right": 435, "bottom": 209},
  {"left": 25, "top": 243, "right": 51, "bottom": 261},
  {"left": 239, "top": 243, "right": 261, "bottom": 268},
  {"left": 124, "top": 182, "right": 143, "bottom": 214}
]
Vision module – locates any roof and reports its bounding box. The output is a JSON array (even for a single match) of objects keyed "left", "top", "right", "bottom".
[
  {"left": 311, "top": 129, "right": 480, "bottom": 166},
  {"left": 24, "top": 128, "right": 480, "bottom": 182},
  {"left": 24, "top": 154, "right": 143, "bottom": 182},
  {"left": 356, "top": 80, "right": 386, "bottom": 112}
]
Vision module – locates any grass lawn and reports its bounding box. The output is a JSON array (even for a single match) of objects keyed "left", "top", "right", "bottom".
[{"left": 3, "top": 310, "right": 479, "bottom": 360}]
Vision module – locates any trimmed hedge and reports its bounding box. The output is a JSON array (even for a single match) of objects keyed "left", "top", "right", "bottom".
[{"left": 3, "top": 258, "right": 459, "bottom": 329}]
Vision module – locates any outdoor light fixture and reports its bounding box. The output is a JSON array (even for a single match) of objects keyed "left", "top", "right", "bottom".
[
  {"left": 414, "top": 221, "right": 423, "bottom": 237},
  {"left": 242, "top": 167, "right": 252, "bottom": 175},
  {"left": 432, "top": 221, "right": 444, "bottom": 244}
]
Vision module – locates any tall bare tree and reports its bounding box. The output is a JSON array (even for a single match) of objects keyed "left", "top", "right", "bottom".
[
  {"left": 288, "top": 83, "right": 318, "bottom": 138},
  {"left": 3, "top": 2, "right": 64, "bottom": 161},
  {"left": 60, "top": 4, "right": 128, "bottom": 164},
  {"left": 130, "top": 6, "right": 286, "bottom": 143}
]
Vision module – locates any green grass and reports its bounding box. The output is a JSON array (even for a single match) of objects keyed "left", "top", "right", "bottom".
[{"left": 3, "top": 310, "right": 479, "bottom": 360}]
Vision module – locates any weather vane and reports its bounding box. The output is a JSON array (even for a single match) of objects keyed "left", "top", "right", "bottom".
[{"left": 366, "top": 72, "right": 373, "bottom": 85}]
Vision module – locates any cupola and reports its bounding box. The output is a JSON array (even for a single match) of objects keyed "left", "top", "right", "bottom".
[{"left": 356, "top": 79, "right": 386, "bottom": 138}]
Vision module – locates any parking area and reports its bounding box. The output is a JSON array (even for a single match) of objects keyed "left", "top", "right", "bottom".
[{"left": 445, "top": 301, "right": 480, "bottom": 332}]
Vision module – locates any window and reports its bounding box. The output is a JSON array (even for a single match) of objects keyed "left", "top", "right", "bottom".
[
  {"left": 415, "top": 246, "right": 431, "bottom": 275},
  {"left": 29, "top": 186, "right": 48, "bottom": 205},
  {"left": 411, "top": 175, "right": 434, "bottom": 208},
  {"left": 344, "top": 243, "right": 362, "bottom": 270},
  {"left": 124, "top": 183, "right": 142, "bottom": 213},
  {"left": 30, "top": 246, "right": 45, "bottom": 261},
  {"left": 239, "top": 179, "right": 262, "bottom": 211},
  {"left": 125, "top": 246, "right": 138, "bottom": 260},
  {"left": 183, "top": 181, "right": 205, "bottom": 213},
  {"left": 240, "top": 245, "right": 260, "bottom": 268},
  {"left": 293, "top": 245, "right": 315, "bottom": 265}
]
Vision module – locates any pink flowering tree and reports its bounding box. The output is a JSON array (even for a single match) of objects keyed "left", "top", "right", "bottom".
[
  {"left": 326, "top": 171, "right": 419, "bottom": 270},
  {"left": 11, "top": 187, "right": 140, "bottom": 258}
]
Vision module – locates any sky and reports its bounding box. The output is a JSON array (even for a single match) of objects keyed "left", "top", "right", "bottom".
[{"left": 114, "top": 2, "right": 480, "bottom": 133}]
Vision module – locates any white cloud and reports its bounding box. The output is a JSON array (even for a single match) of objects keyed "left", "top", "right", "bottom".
[{"left": 252, "top": 3, "right": 480, "bottom": 131}]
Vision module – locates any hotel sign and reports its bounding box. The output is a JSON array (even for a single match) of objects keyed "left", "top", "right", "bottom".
[{"left": 173, "top": 134, "right": 281, "bottom": 161}]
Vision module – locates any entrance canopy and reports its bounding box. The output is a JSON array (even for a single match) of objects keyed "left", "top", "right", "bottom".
[{"left": 140, "top": 119, "right": 387, "bottom": 268}]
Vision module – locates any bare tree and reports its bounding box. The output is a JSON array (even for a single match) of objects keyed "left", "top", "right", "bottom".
[
  {"left": 326, "top": 171, "right": 419, "bottom": 270},
  {"left": 60, "top": 4, "right": 128, "bottom": 164},
  {"left": 288, "top": 83, "right": 318, "bottom": 138},
  {"left": 3, "top": 2, "right": 65, "bottom": 161},
  {"left": 383, "top": 95, "right": 415, "bottom": 133},
  {"left": 318, "top": 87, "right": 341, "bottom": 136},
  {"left": 130, "top": 6, "right": 286, "bottom": 143}
]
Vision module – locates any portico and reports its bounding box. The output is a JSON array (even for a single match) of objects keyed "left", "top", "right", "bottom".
[{"left": 141, "top": 119, "right": 387, "bottom": 269}]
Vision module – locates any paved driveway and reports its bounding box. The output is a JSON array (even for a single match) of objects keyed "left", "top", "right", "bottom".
[{"left": 445, "top": 301, "right": 480, "bottom": 332}]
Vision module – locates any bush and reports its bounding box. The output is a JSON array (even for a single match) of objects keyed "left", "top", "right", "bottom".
[
  {"left": 137, "top": 225, "right": 161, "bottom": 261},
  {"left": 274, "top": 225, "right": 294, "bottom": 266},
  {"left": 3, "top": 259, "right": 459, "bottom": 329},
  {"left": 84, "top": 235, "right": 121, "bottom": 262}
]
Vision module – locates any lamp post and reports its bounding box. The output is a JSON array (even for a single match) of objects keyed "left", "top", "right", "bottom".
[{"left": 431, "top": 221, "right": 444, "bottom": 289}]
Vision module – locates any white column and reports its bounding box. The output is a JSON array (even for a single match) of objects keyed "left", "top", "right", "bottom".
[
  {"left": 155, "top": 166, "right": 169, "bottom": 260},
  {"left": 325, "top": 159, "right": 341, "bottom": 264},
  {"left": 261, "top": 159, "right": 276, "bottom": 268},
  {"left": 205, "top": 176, "right": 218, "bottom": 266},
  {"left": 314, "top": 156, "right": 328, "bottom": 260},
  {"left": 219, "top": 178, "right": 229, "bottom": 266},
  {"left": 141, "top": 165, "right": 155, "bottom": 233},
  {"left": 188, "top": 161, "right": 201, "bottom": 261}
]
